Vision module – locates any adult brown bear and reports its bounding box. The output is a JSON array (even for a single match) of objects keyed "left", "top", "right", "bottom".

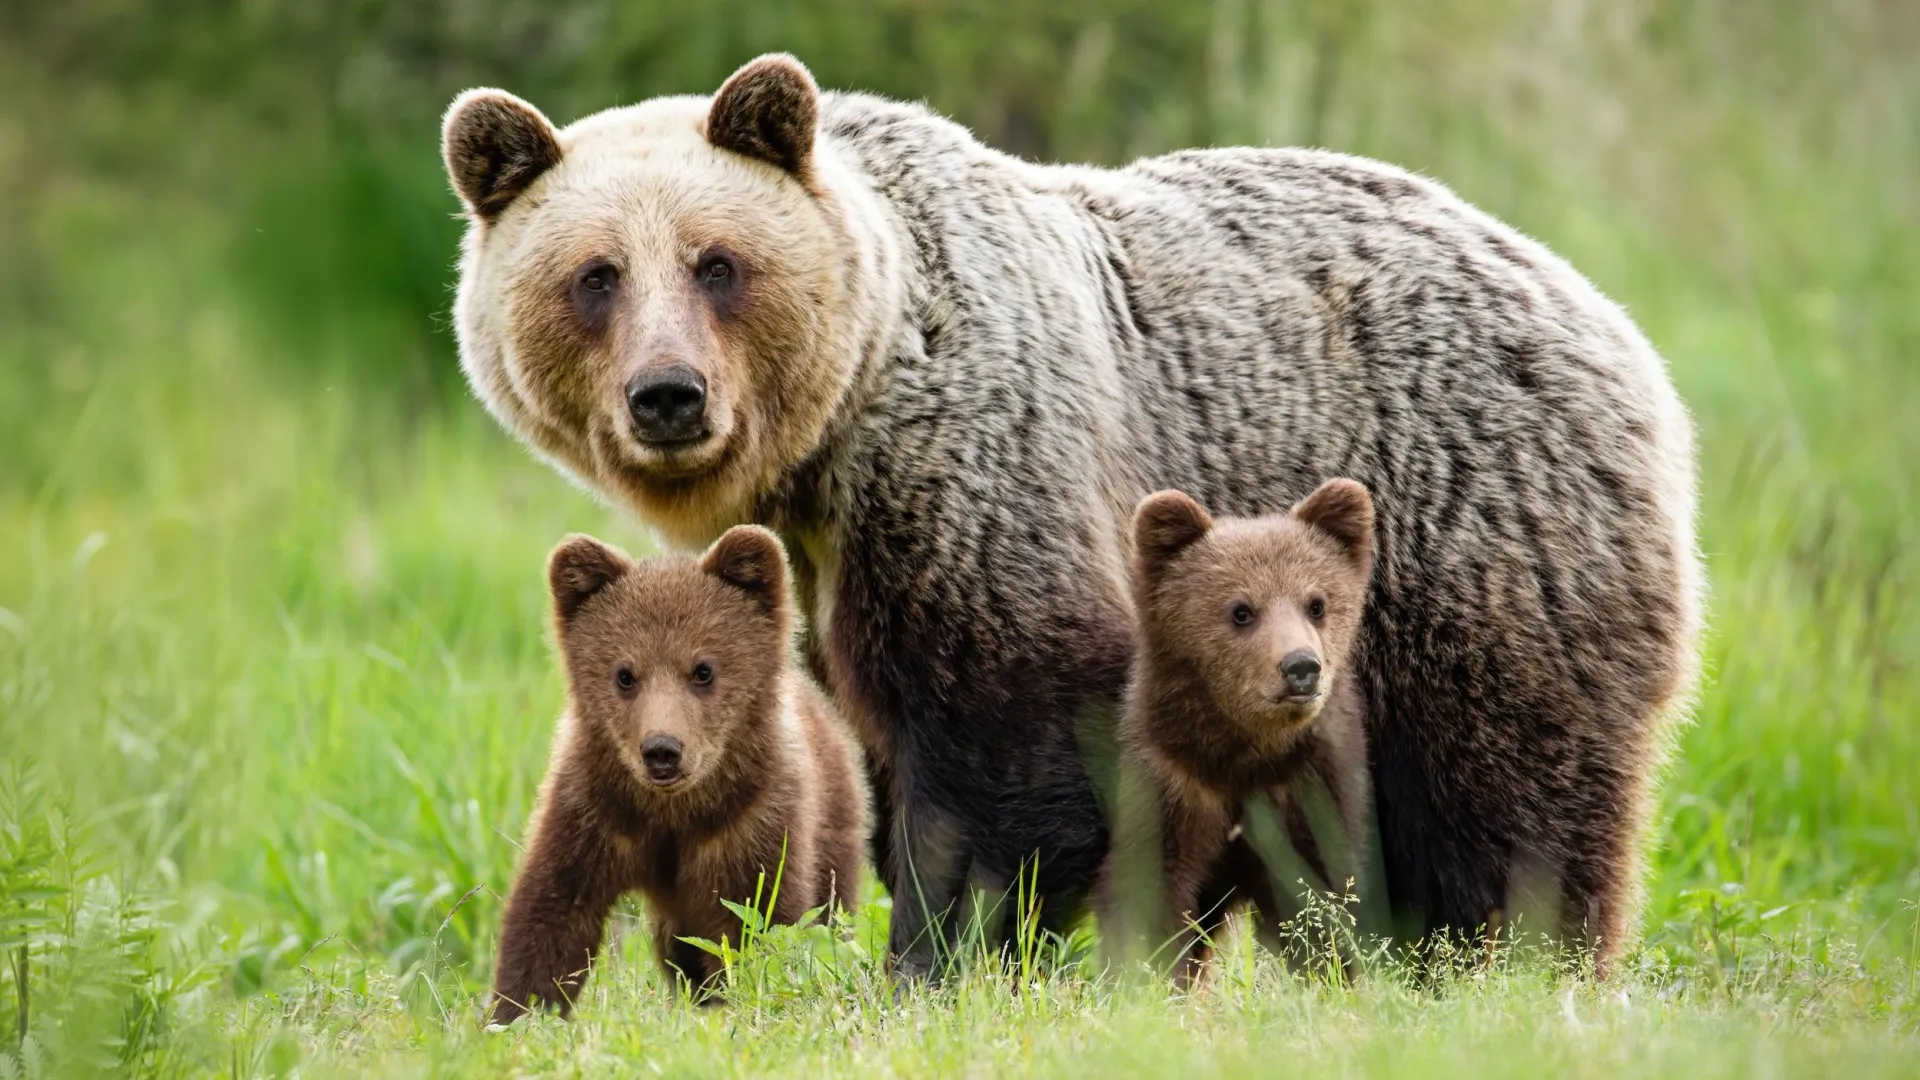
[{"left": 441, "top": 54, "right": 1701, "bottom": 977}]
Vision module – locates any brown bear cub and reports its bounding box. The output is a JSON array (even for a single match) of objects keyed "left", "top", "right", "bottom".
[
  {"left": 489, "top": 526, "right": 868, "bottom": 1023},
  {"left": 1104, "top": 479, "right": 1376, "bottom": 986}
]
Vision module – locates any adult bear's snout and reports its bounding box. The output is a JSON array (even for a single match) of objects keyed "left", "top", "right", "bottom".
[{"left": 626, "top": 365, "right": 708, "bottom": 444}]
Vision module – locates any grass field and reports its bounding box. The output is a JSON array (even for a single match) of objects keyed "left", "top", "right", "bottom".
[{"left": 3, "top": 5, "right": 1918, "bottom": 1076}]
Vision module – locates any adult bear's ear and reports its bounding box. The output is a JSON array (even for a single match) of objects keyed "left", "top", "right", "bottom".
[
  {"left": 706, "top": 53, "right": 819, "bottom": 180},
  {"left": 1133, "top": 490, "right": 1214, "bottom": 580},
  {"left": 442, "top": 89, "right": 563, "bottom": 222},
  {"left": 1292, "top": 478, "right": 1375, "bottom": 572},
  {"left": 548, "top": 534, "right": 630, "bottom": 622},
  {"left": 700, "top": 525, "right": 790, "bottom": 614}
]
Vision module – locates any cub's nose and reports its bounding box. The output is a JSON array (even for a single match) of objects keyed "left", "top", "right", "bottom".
[
  {"left": 626, "top": 365, "right": 708, "bottom": 444},
  {"left": 1280, "top": 650, "right": 1322, "bottom": 698},
  {"left": 640, "top": 734, "right": 684, "bottom": 783}
]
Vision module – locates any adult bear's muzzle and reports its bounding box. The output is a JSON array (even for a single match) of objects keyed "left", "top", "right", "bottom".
[{"left": 626, "top": 364, "right": 709, "bottom": 445}]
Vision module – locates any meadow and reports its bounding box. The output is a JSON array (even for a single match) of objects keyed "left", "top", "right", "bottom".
[{"left": 1, "top": 2, "right": 1916, "bottom": 1075}]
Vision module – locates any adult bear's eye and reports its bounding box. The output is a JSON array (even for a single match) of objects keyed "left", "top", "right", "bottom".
[
  {"left": 1307, "top": 598, "right": 1327, "bottom": 621},
  {"left": 1230, "top": 602, "right": 1255, "bottom": 627},
  {"left": 579, "top": 263, "right": 618, "bottom": 293},
  {"left": 690, "top": 661, "right": 715, "bottom": 686},
  {"left": 696, "top": 251, "right": 738, "bottom": 287}
]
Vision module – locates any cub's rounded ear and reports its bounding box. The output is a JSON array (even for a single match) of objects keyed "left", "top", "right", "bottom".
[
  {"left": 1133, "top": 490, "right": 1214, "bottom": 578},
  {"left": 1292, "top": 478, "right": 1375, "bottom": 569},
  {"left": 700, "top": 525, "right": 789, "bottom": 613},
  {"left": 548, "top": 534, "right": 630, "bottom": 622},
  {"left": 442, "top": 89, "right": 562, "bottom": 222},
  {"left": 706, "top": 53, "right": 819, "bottom": 179}
]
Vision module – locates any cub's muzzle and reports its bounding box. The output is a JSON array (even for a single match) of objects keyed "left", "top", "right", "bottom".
[
  {"left": 639, "top": 733, "right": 685, "bottom": 784},
  {"left": 1280, "top": 650, "right": 1322, "bottom": 699}
]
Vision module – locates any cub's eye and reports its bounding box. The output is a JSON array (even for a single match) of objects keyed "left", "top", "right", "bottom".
[
  {"left": 690, "top": 661, "right": 715, "bottom": 686},
  {"left": 579, "top": 264, "right": 618, "bottom": 293},
  {"left": 615, "top": 666, "right": 636, "bottom": 691},
  {"left": 1307, "top": 598, "right": 1327, "bottom": 621},
  {"left": 697, "top": 254, "right": 736, "bottom": 286},
  {"left": 1230, "top": 602, "right": 1255, "bottom": 627}
]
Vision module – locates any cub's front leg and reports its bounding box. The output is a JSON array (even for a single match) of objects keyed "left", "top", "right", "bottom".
[
  {"left": 1158, "top": 788, "right": 1236, "bottom": 989},
  {"left": 489, "top": 792, "right": 626, "bottom": 1024}
]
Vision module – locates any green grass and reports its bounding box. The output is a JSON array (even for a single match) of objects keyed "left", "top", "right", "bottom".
[
  {"left": 3, "top": 5, "right": 1920, "bottom": 1075},
  {"left": 2, "top": 219, "right": 1915, "bottom": 1079}
]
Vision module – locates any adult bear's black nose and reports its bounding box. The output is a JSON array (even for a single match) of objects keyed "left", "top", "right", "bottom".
[
  {"left": 626, "top": 365, "right": 707, "bottom": 444},
  {"left": 1280, "top": 650, "right": 1321, "bottom": 698},
  {"left": 640, "top": 735, "right": 683, "bottom": 782}
]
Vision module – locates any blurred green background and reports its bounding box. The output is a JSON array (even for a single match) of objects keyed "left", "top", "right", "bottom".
[{"left": 1, "top": 1, "right": 1916, "bottom": 1075}]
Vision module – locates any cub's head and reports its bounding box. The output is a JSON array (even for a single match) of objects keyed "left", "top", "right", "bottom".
[
  {"left": 444, "top": 55, "right": 882, "bottom": 544},
  {"left": 547, "top": 526, "right": 793, "bottom": 796},
  {"left": 1131, "top": 480, "right": 1375, "bottom": 742}
]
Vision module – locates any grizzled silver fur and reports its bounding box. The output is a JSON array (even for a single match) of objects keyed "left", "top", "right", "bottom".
[{"left": 443, "top": 55, "right": 1701, "bottom": 977}]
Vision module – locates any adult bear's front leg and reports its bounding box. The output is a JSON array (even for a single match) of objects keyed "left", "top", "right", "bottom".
[
  {"left": 883, "top": 769, "right": 976, "bottom": 982},
  {"left": 818, "top": 471, "right": 1135, "bottom": 981}
]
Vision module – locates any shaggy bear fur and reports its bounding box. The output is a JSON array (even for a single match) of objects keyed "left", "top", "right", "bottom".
[
  {"left": 489, "top": 527, "right": 867, "bottom": 1022},
  {"left": 445, "top": 54, "right": 1701, "bottom": 978}
]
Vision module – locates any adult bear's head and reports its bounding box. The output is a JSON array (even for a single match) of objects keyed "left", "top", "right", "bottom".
[{"left": 442, "top": 55, "right": 895, "bottom": 544}]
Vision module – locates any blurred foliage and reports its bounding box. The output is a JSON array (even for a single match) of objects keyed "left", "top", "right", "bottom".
[
  {"left": 4, "top": 0, "right": 1911, "bottom": 396},
  {"left": 0, "top": 765, "right": 219, "bottom": 1075}
]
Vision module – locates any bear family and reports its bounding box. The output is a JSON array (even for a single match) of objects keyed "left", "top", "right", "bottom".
[
  {"left": 488, "top": 526, "right": 867, "bottom": 1022},
  {"left": 1103, "top": 481, "right": 1376, "bottom": 986},
  {"left": 443, "top": 54, "right": 1701, "bottom": 976}
]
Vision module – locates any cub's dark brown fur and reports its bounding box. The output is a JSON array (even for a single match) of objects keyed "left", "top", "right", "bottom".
[
  {"left": 1105, "top": 480, "right": 1376, "bottom": 985},
  {"left": 489, "top": 526, "right": 867, "bottom": 1023}
]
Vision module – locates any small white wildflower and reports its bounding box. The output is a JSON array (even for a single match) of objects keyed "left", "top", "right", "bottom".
[{"left": 1560, "top": 987, "right": 1585, "bottom": 1032}]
